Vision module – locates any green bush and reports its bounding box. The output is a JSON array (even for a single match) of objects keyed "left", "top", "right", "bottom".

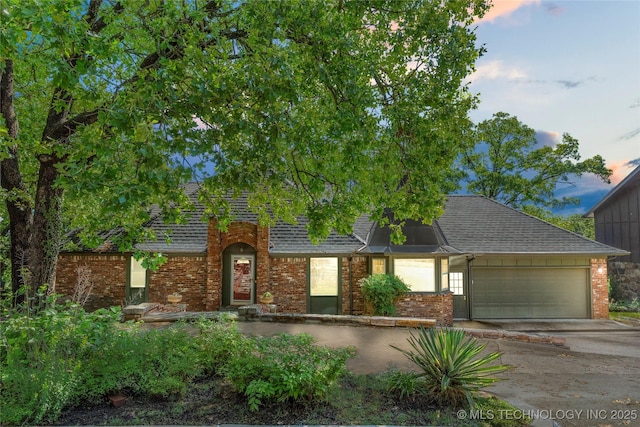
[
  {"left": 195, "top": 317, "right": 253, "bottom": 374},
  {"left": 0, "top": 305, "right": 204, "bottom": 425},
  {"left": 392, "top": 327, "right": 510, "bottom": 408},
  {"left": 0, "top": 305, "right": 121, "bottom": 424},
  {"left": 360, "top": 274, "right": 411, "bottom": 316},
  {"left": 223, "top": 333, "right": 355, "bottom": 411}
]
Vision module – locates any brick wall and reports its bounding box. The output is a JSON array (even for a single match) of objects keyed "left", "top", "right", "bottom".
[
  {"left": 591, "top": 258, "right": 609, "bottom": 319},
  {"left": 207, "top": 219, "right": 270, "bottom": 310},
  {"left": 56, "top": 254, "right": 127, "bottom": 310},
  {"left": 148, "top": 256, "right": 207, "bottom": 311},
  {"left": 342, "top": 256, "right": 368, "bottom": 315},
  {"left": 269, "top": 257, "right": 307, "bottom": 313},
  {"left": 394, "top": 292, "right": 453, "bottom": 326}
]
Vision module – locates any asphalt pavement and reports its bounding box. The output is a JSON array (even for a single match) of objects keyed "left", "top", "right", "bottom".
[{"left": 237, "top": 318, "right": 640, "bottom": 427}]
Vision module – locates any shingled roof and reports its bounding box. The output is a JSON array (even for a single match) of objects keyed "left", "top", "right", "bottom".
[
  {"left": 80, "top": 185, "right": 626, "bottom": 257},
  {"left": 437, "top": 195, "right": 628, "bottom": 256}
]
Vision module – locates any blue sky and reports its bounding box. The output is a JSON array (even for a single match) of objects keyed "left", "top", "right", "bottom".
[{"left": 467, "top": 0, "right": 640, "bottom": 214}]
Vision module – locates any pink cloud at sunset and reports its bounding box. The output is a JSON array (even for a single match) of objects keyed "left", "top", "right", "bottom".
[
  {"left": 607, "top": 161, "right": 636, "bottom": 186},
  {"left": 476, "top": 0, "right": 541, "bottom": 23}
]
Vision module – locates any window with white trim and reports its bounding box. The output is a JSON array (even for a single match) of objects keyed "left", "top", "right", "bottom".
[{"left": 450, "top": 272, "right": 464, "bottom": 296}]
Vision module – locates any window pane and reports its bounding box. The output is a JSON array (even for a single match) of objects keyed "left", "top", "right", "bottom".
[
  {"left": 394, "top": 259, "right": 435, "bottom": 292},
  {"left": 441, "top": 258, "right": 449, "bottom": 290},
  {"left": 310, "top": 257, "right": 338, "bottom": 296},
  {"left": 130, "top": 257, "right": 147, "bottom": 288},
  {"left": 450, "top": 272, "right": 464, "bottom": 295},
  {"left": 372, "top": 258, "right": 386, "bottom": 275}
]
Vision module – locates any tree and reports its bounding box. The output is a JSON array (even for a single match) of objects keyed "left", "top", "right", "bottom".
[
  {"left": 521, "top": 206, "right": 595, "bottom": 240},
  {"left": 0, "top": 0, "right": 489, "bottom": 306},
  {"left": 460, "top": 112, "right": 611, "bottom": 209}
]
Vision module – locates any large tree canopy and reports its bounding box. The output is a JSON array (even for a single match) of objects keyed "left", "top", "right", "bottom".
[
  {"left": 460, "top": 112, "right": 611, "bottom": 209},
  {"left": 0, "top": 0, "right": 488, "bottom": 305}
]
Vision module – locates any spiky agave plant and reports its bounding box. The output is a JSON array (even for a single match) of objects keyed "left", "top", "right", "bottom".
[{"left": 392, "top": 327, "right": 510, "bottom": 408}]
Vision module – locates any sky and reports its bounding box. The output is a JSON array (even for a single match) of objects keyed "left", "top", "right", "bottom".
[{"left": 466, "top": 0, "right": 640, "bottom": 214}]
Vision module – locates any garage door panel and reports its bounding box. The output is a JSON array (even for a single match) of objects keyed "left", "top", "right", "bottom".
[{"left": 472, "top": 268, "right": 588, "bottom": 319}]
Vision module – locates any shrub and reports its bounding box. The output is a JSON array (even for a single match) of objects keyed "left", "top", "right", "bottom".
[
  {"left": 392, "top": 327, "right": 510, "bottom": 408},
  {"left": 223, "top": 333, "right": 355, "bottom": 411},
  {"left": 0, "top": 304, "right": 121, "bottom": 424},
  {"left": 360, "top": 274, "right": 411, "bottom": 316},
  {"left": 0, "top": 304, "right": 204, "bottom": 425},
  {"left": 195, "top": 317, "right": 253, "bottom": 374}
]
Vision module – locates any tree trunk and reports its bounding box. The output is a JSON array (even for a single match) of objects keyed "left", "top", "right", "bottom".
[
  {"left": 27, "top": 157, "right": 64, "bottom": 303},
  {"left": 1, "top": 157, "right": 33, "bottom": 305},
  {"left": 1, "top": 59, "right": 34, "bottom": 305}
]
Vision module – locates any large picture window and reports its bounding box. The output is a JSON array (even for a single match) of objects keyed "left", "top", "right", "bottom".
[
  {"left": 394, "top": 258, "right": 435, "bottom": 292},
  {"left": 310, "top": 257, "right": 339, "bottom": 296}
]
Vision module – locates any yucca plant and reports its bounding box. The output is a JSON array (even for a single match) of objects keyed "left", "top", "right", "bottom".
[{"left": 392, "top": 327, "right": 510, "bottom": 408}]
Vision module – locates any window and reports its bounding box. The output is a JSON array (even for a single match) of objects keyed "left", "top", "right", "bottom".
[
  {"left": 310, "top": 257, "right": 339, "bottom": 296},
  {"left": 441, "top": 258, "right": 449, "bottom": 291},
  {"left": 129, "top": 257, "right": 147, "bottom": 289},
  {"left": 450, "top": 272, "right": 464, "bottom": 295},
  {"left": 372, "top": 258, "right": 386, "bottom": 275},
  {"left": 394, "top": 258, "right": 435, "bottom": 292}
]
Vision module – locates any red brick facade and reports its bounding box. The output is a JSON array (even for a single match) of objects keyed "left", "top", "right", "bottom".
[
  {"left": 590, "top": 258, "right": 609, "bottom": 319},
  {"left": 54, "top": 220, "right": 609, "bottom": 326},
  {"left": 56, "top": 254, "right": 127, "bottom": 310}
]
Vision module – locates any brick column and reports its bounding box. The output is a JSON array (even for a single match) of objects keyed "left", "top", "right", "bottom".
[
  {"left": 591, "top": 258, "right": 609, "bottom": 319},
  {"left": 206, "top": 219, "right": 222, "bottom": 310}
]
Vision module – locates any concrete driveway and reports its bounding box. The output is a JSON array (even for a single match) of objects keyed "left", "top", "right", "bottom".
[{"left": 238, "top": 319, "right": 640, "bottom": 427}]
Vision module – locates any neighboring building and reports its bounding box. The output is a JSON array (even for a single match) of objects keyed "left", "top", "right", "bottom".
[
  {"left": 56, "top": 184, "right": 627, "bottom": 325},
  {"left": 585, "top": 165, "right": 640, "bottom": 300}
]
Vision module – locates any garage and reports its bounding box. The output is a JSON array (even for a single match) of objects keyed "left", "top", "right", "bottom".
[{"left": 471, "top": 267, "right": 590, "bottom": 319}]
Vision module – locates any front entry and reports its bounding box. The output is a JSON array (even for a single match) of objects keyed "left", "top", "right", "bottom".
[
  {"left": 451, "top": 270, "right": 469, "bottom": 319},
  {"left": 230, "top": 254, "right": 255, "bottom": 305}
]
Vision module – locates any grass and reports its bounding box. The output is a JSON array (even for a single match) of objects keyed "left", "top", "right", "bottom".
[{"left": 610, "top": 311, "right": 640, "bottom": 319}]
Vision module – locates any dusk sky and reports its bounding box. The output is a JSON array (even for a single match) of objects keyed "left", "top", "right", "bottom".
[{"left": 467, "top": 0, "right": 640, "bottom": 214}]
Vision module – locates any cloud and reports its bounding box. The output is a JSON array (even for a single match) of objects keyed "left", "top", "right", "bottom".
[
  {"left": 631, "top": 99, "right": 640, "bottom": 109},
  {"left": 468, "top": 60, "right": 527, "bottom": 82},
  {"left": 535, "top": 130, "right": 560, "bottom": 147},
  {"left": 545, "top": 3, "right": 566, "bottom": 16},
  {"left": 476, "top": 0, "right": 540, "bottom": 24},
  {"left": 619, "top": 128, "right": 640, "bottom": 141},
  {"left": 555, "top": 80, "right": 583, "bottom": 89},
  {"left": 608, "top": 160, "right": 637, "bottom": 185}
]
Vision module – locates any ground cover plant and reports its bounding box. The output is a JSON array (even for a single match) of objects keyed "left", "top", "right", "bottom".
[{"left": 1, "top": 301, "right": 528, "bottom": 426}]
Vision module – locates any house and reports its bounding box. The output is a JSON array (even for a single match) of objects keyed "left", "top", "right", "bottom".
[
  {"left": 585, "top": 164, "right": 640, "bottom": 301},
  {"left": 55, "top": 184, "right": 627, "bottom": 325}
]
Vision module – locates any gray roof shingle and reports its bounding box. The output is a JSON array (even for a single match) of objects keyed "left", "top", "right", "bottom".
[
  {"left": 85, "top": 186, "right": 627, "bottom": 257},
  {"left": 437, "top": 195, "right": 628, "bottom": 256}
]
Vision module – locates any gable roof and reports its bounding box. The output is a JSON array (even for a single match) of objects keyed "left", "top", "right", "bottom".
[
  {"left": 437, "top": 195, "right": 627, "bottom": 256},
  {"left": 584, "top": 164, "right": 640, "bottom": 217},
  {"left": 70, "top": 184, "right": 627, "bottom": 257}
]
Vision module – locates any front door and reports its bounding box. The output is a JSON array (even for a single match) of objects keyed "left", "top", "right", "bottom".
[
  {"left": 451, "top": 270, "right": 469, "bottom": 319},
  {"left": 230, "top": 254, "right": 255, "bottom": 305}
]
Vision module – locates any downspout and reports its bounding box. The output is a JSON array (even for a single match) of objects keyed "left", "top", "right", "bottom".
[{"left": 466, "top": 255, "right": 476, "bottom": 319}]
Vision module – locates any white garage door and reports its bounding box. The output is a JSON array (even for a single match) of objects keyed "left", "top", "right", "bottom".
[{"left": 472, "top": 268, "right": 589, "bottom": 319}]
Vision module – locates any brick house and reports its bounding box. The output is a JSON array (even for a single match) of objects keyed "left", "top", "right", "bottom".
[{"left": 56, "top": 184, "right": 627, "bottom": 325}]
